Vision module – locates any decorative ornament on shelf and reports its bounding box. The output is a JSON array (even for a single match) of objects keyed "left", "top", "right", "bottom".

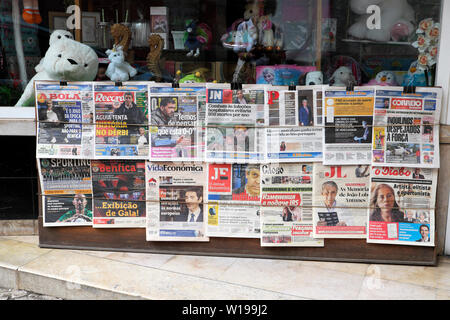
[
  {"left": 105, "top": 45, "right": 137, "bottom": 81},
  {"left": 411, "top": 18, "right": 440, "bottom": 86},
  {"left": 110, "top": 23, "right": 132, "bottom": 54},
  {"left": 183, "top": 19, "right": 212, "bottom": 58},
  {"left": 146, "top": 34, "right": 164, "bottom": 82}
]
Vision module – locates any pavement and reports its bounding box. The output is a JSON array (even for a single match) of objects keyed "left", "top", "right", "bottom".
[
  {"left": 0, "top": 287, "right": 61, "bottom": 300},
  {"left": 0, "top": 235, "right": 449, "bottom": 300}
]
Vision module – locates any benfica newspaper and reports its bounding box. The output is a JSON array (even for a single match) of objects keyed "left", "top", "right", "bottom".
[
  {"left": 323, "top": 87, "right": 375, "bottom": 165},
  {"left": 367, "top": 166, "right": 437, "bottom": 246},
  {"left": 312, "top": 163, "right": 370, "bottom": 238},
  {"left": 265, "top": 85, "right": 324, "bottom": 162},
  {"left": 94, "top": 82, "right": 149, "bottom": 159},
  {"left": 38, "top": 158, "right": 93, "bottom": 227},
  {"left": 146, "top": 162, "right": 208, "bottom": 241},
  {"left": 149, "top": 84, "right": 205, "bottom": 161},
  {"left": 91, "top": 160, "right": 146, "bottom": 228},
  {"left": 206, "top": 163, "right": 261, "bottom": 238},
  {"left": 260, "top": 163, "right": 323, "bottom": 247},
  {"left": 205, "top": 83, "right": 265, "bottom": 163},
  {"left": 372, "top": 87, "right": 442, "bottom": 168},
  {"left": 35, "top": 81, "right": 94, "bottom": 158}
]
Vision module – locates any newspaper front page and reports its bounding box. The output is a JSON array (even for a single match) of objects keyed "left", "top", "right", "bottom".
[
  {"left": 205, "top": 84, "right": 265, "bottom": 163},
  {"left": 94, "top": 82, "right": 149, "bottom": 159},
  {"left": 146, "top": 162, "right": 209, "bottom": 241},
  {"left": 206, "top": 163, "right": 261, "bottom": 238},
  {"left": 312, "top": 163, "right": 370, "bottom": 238},
  {"left": 91, "top": 160, "right": 146, "bottom": 228},
  {"left": 149, "top": 84, "right": 205, "bottom": 161},
  {"left": 372, "top": 87, "right": 441, "bottom": 168},
  {"left": 260, "top": 163, "right": 324, "bottom": 247},
  {"left": 35, "top": 81, "right": 94, "bottom": 158},
  {"left": 367, "top": 166, "right": 437, "bottom": 246},
  {"left": 265, "top": 86, "right": 324, "bottom": 162},
  {"left": 38, "top": 158, "right": 93, "bottom": 227},
  {"left": 323, "top": 87, "right": 375, "bottom": 165}
]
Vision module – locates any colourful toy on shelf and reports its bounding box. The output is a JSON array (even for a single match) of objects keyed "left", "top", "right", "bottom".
[
  {"left": 105, "top": 45, "right": 137, "bottom": 81},
  {"left": 364, "top": 71, "right": 398, "bottom": 86},
  {"left": 402, "top": 61, "right": 427, "bottom": 87},
  {"left": 347, "top": 0, "right": 415, "bottom": 42},
  {"left": 183, "top": 19, "right": 212, "bottom": 58},
  {"left": 15, "top": 30, "right": 99, "bottom": 106},
  {"left": 22, "top": 0, "right": 41, "bottom": 24}
]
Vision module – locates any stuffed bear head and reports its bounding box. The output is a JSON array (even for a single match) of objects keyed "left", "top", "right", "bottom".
[
  {"left": 49, "top": 30, "right": 74, "bottom": 46},
  {"left": 41, "top": 37, "right": 98, "bottom": 81}
]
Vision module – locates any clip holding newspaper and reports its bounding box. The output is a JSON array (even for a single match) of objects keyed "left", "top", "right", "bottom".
[
  {"left": 146, "top": 162, "right": 209, "bottom": 241},
  {"left": 265, "top": 85, "right": 324, "bottom": 162},
  {"left": 323, "top": 87, "right": 375, "bottom": 165},
  {"left": 367, "top": 166, "right": 437, "bottom": 246},
  {"left": 149, "top": 83, "right": 206, "bottom": 162},
  {"left": 372, "top": 86, "right": 442, "bottom": 168},
  {"left": 312, "top": 163, "right": 370, "bottom": 239},
  {"left": 38, "top": 158, "right": 93, "bottom": 227},
  {"left": 35, "top": 81, "right": 95, "bottom": 158},
  {"left": 206, "top": 163, "right": 261, "bottom": 238},
  {"left": 91, "top": 160, "right": 146, "bottom": 228},
  {"left": 94, "top": 82, "right": 149, "bottom": 159},
  {"left": 260, "top": 163, "right": 324, "bottom": 247},
  {"left": 205, "top": 83, "right": 266, "bottom": 163}
]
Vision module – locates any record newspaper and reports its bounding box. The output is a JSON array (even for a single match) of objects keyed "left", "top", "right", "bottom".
[
  {"left": 265, "top": 85, "right": 324, "bottom": 162},
  {"left": 372, "top": 87, "right": 441, "bottom": 168},
  {"left": 36, "top": 81, "right": 95, "bottom": 158},
  {"left": 146, "top": 162, "right": 209, "bottom": 241},
  {"left": 38, "top": 158, "right": 93, "bottom": 227},
  {"left": 260, "top": 163, "right": 323, "bottom": 246}
]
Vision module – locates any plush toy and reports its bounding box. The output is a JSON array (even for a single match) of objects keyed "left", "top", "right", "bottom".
[
  {"left": 184, "top": 20, "right": 212, "bottom": 57},
  {"left": 402, "top": 61, "right": 427, "bottom": 87},
  {"left": 329, "top": 66, "right": 356, "bottom": 87},
  {"left": 15, "top": 33, "right": 98, "bottom": 106},
  {"left": 22, "top": 0, "right": 41, "bottom": 24},
  {"left": 305, "top": 71, "right": 323, "bottom": 85},
  {"left": 347, "top": 0, "right": 415, "bottom": 42},
  {"left": 178, "top": 68, "right": 210, "bottom": 83},
  {"left": 105, "top": 45, "right": 137, "bottom": 81},
  {"left": 365, "top": 71, "right": 398, "bottom": 86}
]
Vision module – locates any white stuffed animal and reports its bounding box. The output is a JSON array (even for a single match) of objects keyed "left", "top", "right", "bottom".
[
  {"left": 329, "top": 66, "right": 356, "bottom": 87},
  {"left": 105, "top": 45, "right": 137, "bottom": 81},
  {"left": 15, "top": 34, "right": 98, "bottom": 106},
  {"left": 347, "top": 0, "right": 415, "bottom": 42},
  {"left": 306, "top": 71, "right": 323, "bottom": 85}
]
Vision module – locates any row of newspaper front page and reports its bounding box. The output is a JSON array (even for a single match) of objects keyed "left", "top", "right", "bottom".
[{"left": 35, "top": 81, "right": 441, "bottom": 247}]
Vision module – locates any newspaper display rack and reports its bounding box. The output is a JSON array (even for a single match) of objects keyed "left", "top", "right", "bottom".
[{"left": 37, "top": 80, "right": 440, "bottom": 266}]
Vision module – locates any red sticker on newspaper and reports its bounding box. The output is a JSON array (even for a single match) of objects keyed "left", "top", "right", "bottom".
[{"left": 208, "top": 164, "right": 232, "bottom": 193}]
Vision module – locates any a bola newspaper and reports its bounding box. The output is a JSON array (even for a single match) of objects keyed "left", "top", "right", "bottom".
[
  {"left": 91, "top": 160, "right": 146, "bottom": 228},
  {"left": 35, "top": 81, "right": 94, "bottom": 158},
  {"left": 149, "top": 83, "right": 205, "bottom": 161},
  {"left": 372, "top": 87, "right": 442, "bottom": 168},
  {"left": 206, "top": 163, "right": 261, "bottom": 238},
  {"left": 367, "top": 166, "right": 438, "bottom": 246},
  {"left": 260, "top": 163, "right": 323, "bottom": 247},
  {"left": 146, "top": 162, "right": 209, "bottom": 241},
  {"left": 312, "top": 163, "right": 370, "bottom": 238},
  {"left": 323, "top": 87, "right": 375, "bottom": 165},
  {"left": 265, "top": 85, "right": 324, "bottom": 162},
  {"left": 38, "top": 158, "right": 93, "bottom": 227},
  {"left": 94, "top": 82, "right": 149, "bottom": 159},
  {"left": 205, "top": 83, "right": 266, "bottom": 163}
]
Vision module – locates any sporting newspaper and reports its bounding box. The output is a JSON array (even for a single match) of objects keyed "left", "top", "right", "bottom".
[
  {"left": 205, "top": 83, "right": 265, "bottom": 163},
  {"left": 91, "top": 160, "right": 146, "bottom": 228},
  {"left": 312, "top": 163, "right": 370, "bottom": 238},
  {"left": 265, "top": 85, "right": 324, "bottom": 162},
  {"left": 35, "top": 81, "right": 94, "bottom": 158},
  {"left": 206, "top": 163, "right": 261, "bottom": 238},
  {"left": 149, "top": 84, "right": 205, "bottom": 162},
  {"left": 367, "top": 166, "right": 437, "bottom": 246},
  {"left": 94, "top": 82, "right": 149, "bottom": 159},
  {"left": 372, "top": 87, "right": 441, "bottom": 168},
  {"left": 323, "top": 87, "right": 375, "bottom": 165},
  {"left": 146, "top": 162, "right": 209, "bottom": 241},
  {"left": 38, "top": 158, "right": 93, "bottom": 227},
  {"left": 260, "top": 163, "right": 324, "bottom": 247}
]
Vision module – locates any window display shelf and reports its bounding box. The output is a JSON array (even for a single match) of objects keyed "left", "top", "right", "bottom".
[
  {"left": 341, "top": 39, "right": 413, "bottom": 46},
  {"left": 0, "top": 108, "right": 35, "bottom": 136}
]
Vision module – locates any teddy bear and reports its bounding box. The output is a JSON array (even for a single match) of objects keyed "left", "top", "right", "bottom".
[
  {"left": 306, "top": 71, "right": 324, "bottom": 85},
  {"left": 347, "top": 0, "right": 415, "bottom": 42},
  {"left": 329, "top": 66, "right": 356, "bottom": 87},
  {"left": 15, "top": 31, "right": 98, "bottom": 106},
  {"left": 105, "top": 45, "right": 137, "bottom": 81}
]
